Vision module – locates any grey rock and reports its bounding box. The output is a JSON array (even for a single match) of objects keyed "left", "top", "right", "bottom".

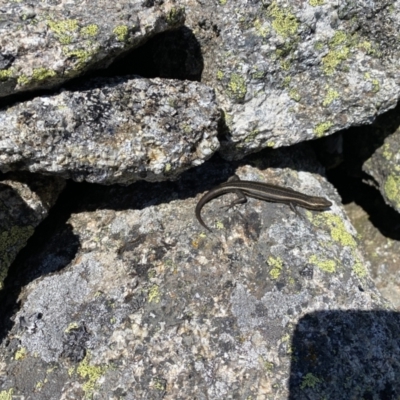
[
  {"left": 0, "top": 172, "right": 65, "bottom": 290},
  {"left": 181, "top": 0, "right": 400, "bottom": 159},
  {"left": 363, "top": 126, "right": 400, "bottom": 213},
  {"left": 1, "top": 147, "right": 395, "bottom": 399},
  {"left": 0, "top": 76, "right": 220, "bottom": 184},
  {"left": 0, "top": 0, "right": 184, "bottom": 97}
]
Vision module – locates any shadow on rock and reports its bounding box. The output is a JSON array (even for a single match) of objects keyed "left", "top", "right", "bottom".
[
  {"left": 289, "top": 310, "right": 400, "bottom": 399},
  {"left": 0, "top": 182, "right": 80, "bottom": 344},
  {"left": 0, "top": 142, "right": 354, "bottom": 344}
]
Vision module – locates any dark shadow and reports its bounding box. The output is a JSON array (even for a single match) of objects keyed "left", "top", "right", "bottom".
[
  {"left": 0, "top": 180, "right": 80, "bottom": 343},
  {"left": 290, "top": 310, "right": 400, "bottom": 399},
  {"left": 98, "top": 26, "right": 203, "bottom": 81},
  {"left": 326, "top": 166, "right": 400, "bottom": 240},
  {"left": 310, "top": 99, "right": 400, "bottom": 240},
  {"left": 0, "top": 142, "right": 330, "bottom": 343},
  {"left": 0, "top": 26, "right": 203, "bottom": 109}
]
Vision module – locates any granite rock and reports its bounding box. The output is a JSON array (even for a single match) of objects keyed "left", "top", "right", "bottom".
[
  {"left": 0, "top": 172, "right": 65, "bottom": 290},
  {"left": 0, "top": 147, "right": 395, "bottom": 399},
  {"left": 181, "top": 0, "right": 400, "bottom": 159},
  {"left": 0, "top": 76, "right": 220, "bottom": 184},
  {"left": 0, "top": 0, "right": 184, "bottom": 97}
]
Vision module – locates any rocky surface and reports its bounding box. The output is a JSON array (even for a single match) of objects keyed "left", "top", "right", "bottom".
[
  {"left": 1, "top": 147, "right": 397, "bottom": 399},
  {"left": 0, "top": 0, "right": 184, "bottom": 98},
  {"left": 0, "top": 0, "right": 400, "bottom": 398},
  {"left": 0, "top": 172, "right": 65, "bottom": 290},
  {"left": 363, "top": 126, "right": 400, "bottom": 213},
  {"left": 0, "top": 76, "right": 220, "bottom": 184},
  {"left": 181, "top": 0, "right": 400, "bottom": 159}
]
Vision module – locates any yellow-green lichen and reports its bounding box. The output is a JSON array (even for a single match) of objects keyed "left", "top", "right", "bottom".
[
  {"left": 217, "top": 70, "right": 224, "bottom": 80},
  {"left": 309, "top": 254, "right": 336, "bottom": 273},
  {"left": 148, "top": 284, "right": 161, "bottom": 303},
  {"left": 353, "top": 260, "right": 367, "bottom": 278},
  {"left": 65, "top": 322, "right": 80, "bottom": 332},
  {"left": 15, "top": 347, "right": 27, "bottom": 361},
  {"left": 268, "top": 256, "right": 283, "bottom": 279},
  {"left": 371, "top": 79, "right": 380, "bottom": 92},
  {"left": 268, "top": 1, "right": 299, "bottom": 38},
  {"left": 0, "top": 389, "right": 13, "bottom": 400},
  {"left": 322, "top": 87, "right": 339, "bottom": 106},
  {"left": 152, "top": 378, "right": 166, "bottom": 391},
  {"left": 227, "top": 73, "right": 247, "bottom": 101},
  {"left": 381, "top": 143, "right": 393, "bottom": 161},
  {"left": 322, "top": 31, "right": 350, "bottom": 74},
  {"left": 216, "top": 220, "right": 224, "bottom": 230},
  {"left": 1, "top": 225, "right": 35, "bottom": 289},
  {"left": 314, "top": 121, "right": 333, "bottom": 137},
  {"left": 384, "top": 174, "right": 400, "bottom": 209},
  {"left": 220, "top": 0, "right": 227, "bottom": 4},
  {"left": 32, "top": 67, "right": 56, "bottom": 82},
  {"left": 164, "top": 163, "right": 172, "bottom": 172},
  {"left": 316, "top": 213, "right": 356, "bottom": 248},
  {"left": 245, "top": 129, "right": 260, "bottom": 143},
  {"left": 63, "top": 49, "right": 93, "bottom": 69},
  {"left": 267, "top": 141, "right": 275, "bottom": 147},
  {"left": 359, "top": 40, "right": 374, "bottom": 54},
  {"left": 0, "top": 69, "right": 12, "bottom": 81},
  {"left": 35, "top": 381, "right": 44, "bottom": 389},
  {"left": 283, "top": 76, "right": 291, "bottom": 86},
  {"left": 166, "top": 6, "right": 184, "bottom": 25},
  {"left": 254, "top": 19, "right": 269, "bottom": 38},
  {"left": 314, "top": 41, "right": 324, "bottom": 51},
  {"left": 280, "top": 59, "right": 290, "bottom": 70},
  {"left": 300, "top": 373, "right": 322, "bottom": 389},
  {"left": 17, "top": 74, "right": 30, "bottom": 86},
  {"left": 77, "top": 354, "right": 106, "bottom": 398},
  {"left": 364, "top": 72, "right": 380, "bottom": 92},
  {"left": 81, "top": 24, "right": 99, "bottom": 37},
  {"left": 289, "top": 88, "right": 301, "bottom": 102},
  {"left": 113, "top": 25, "right": 128, "bottom": 41},
  {"left": 309, "top": 0, "right": 324, "bottom": 5},
  {"left": 47, "top": 19, "right": 79, "bottom": 44}
]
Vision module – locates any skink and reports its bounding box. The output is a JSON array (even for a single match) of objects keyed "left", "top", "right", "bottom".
[{"left": 195, "top": 175, "right": 332, "bottom": 231}]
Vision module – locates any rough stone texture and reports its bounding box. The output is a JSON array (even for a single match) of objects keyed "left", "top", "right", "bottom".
[
  {"left": 0, "top": 76, "right": 220, "bottom": 184},
  {"left": 363, "top": 126, "right": 400, "bottom": 213},
  {"left": 343, "top": 201, "right": 400, "bottom": 310},
  {"left": 181, "top": 0, "right": 400, "bottom": 159},
  {"left": 0, "top": 0, "right": 184, "bottom": 98},
  {"left": 0, "top": 172, "right": 65, "bottom": 290},
  {"left": 0, "top": 147, "right": 395, "bottom": 399}
]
